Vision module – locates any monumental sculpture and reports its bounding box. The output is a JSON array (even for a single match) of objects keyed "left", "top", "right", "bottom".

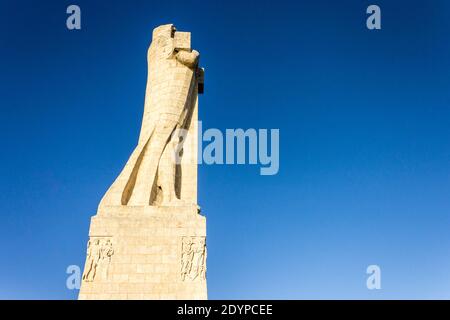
[{"left": 79, "top": 24, "right": 206, "bottom": 300}]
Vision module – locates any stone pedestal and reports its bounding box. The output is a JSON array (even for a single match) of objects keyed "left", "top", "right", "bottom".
[{"left": 79, "top": 205, "right": 207, "bottom": 300}]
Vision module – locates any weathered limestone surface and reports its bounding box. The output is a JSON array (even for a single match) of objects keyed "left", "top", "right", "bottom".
[{"left": 79, "top": 24, "right": 206, "bottom": 300}]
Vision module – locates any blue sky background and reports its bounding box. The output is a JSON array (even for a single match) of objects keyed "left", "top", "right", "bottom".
[{"left": 1, "top": 0, "right": 450, "bottom": 299}]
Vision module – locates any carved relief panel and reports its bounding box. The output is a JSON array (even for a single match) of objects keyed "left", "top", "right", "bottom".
[
  {"left": 82, "top": 236, "right": 114, "bottom": 282},
  {"left": 181, "top": 236, "right": 206, "bottom": 282}
]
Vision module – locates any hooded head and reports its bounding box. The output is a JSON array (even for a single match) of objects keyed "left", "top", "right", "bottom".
[
  {"left": 150, "top": 24, "right": 176, "bottom": 59},
  {"left": 152, "top": 24, "right": 175, "bottom": 40}
]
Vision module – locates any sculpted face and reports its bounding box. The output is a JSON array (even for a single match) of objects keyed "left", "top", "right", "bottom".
[
  {"left": 157, "top": 36, "right": 174, "bottom": 58},
  {"left": 183, "top": 238, "right": 194, "bottom": 250},
  {"left": 152, "top": 24, "right": 175, "bottom": 59}
]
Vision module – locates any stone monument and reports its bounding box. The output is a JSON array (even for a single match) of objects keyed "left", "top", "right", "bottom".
[{"left": 79, "top": 24, "right": 206, "bottom": 300}]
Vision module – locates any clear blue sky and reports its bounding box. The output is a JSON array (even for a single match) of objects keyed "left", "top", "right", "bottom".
[{"left": 1, "top": 0, "right": 450, "bottom": 299}]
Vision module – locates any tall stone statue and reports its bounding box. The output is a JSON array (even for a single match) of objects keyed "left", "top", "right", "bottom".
[
  {"left": 79, "top": 24, "right": 207, "bottom": 300},
  {"left": 99, "top": 24, "right": 202, "bottom": 208}
]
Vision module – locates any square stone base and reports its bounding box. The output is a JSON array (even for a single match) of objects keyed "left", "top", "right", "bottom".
[{"left": 78, "top": 205, "right": 207, "bottom": 300}]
